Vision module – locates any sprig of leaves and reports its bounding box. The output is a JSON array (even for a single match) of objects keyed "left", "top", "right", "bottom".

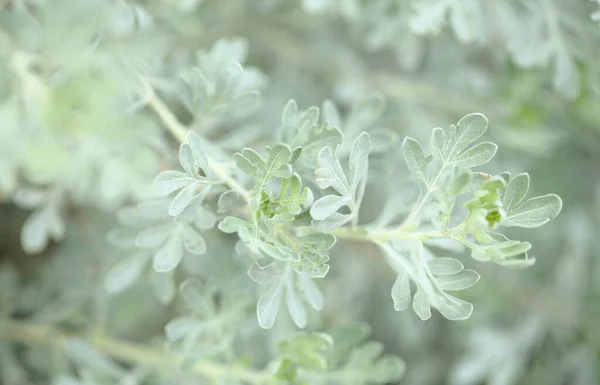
[
  {"left": 165, "top": 280, "right": 249, "bottom": 369},
  {"left": 104, "top": 198, "right": 216, "bottom": 303},
  {"left": 153, "top": 131, "right": 217, "bottom": 217},
  {"left": 234, "top": 143, "right": 298, "bottom": 190},
  {"left": 310, "top": 132, "right": 371, "bottom": 231},
  {"left": 383, "top": 240, "right": 480, "bottom": 321},
  {"left": 280, "top": 99, "right": 343, "bottom": 170},
  {"left": 276, "top": 324, "right": 405, "bottom": 385},
  {"left": 248, "top": 262, "right": 325, "bottom": 329},
  {"left": 178, "top": 38, "right": 265, "bottom": 128},
  {"left": 363, "top": 113, "right": 562, "bottom": 320}
]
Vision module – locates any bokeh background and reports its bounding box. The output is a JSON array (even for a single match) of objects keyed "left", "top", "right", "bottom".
[{"left": 1, "top": 1, "right": 599, "bottom": 384}]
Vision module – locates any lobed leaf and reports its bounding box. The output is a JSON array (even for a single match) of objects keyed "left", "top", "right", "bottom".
[{"left": 504, "top": 194, "right": 562, "bottom": 228}]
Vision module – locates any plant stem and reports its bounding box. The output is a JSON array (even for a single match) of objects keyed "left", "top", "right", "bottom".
[
  {"left": 0, "top": 319, "right": 267, "bottom": 384},
  {"left": 137, "top": 75, "right": 251, "bottom": 202},
  {"left": 332, "top": 225, "right": 461, "bottom": 244},
  {"left": 397, "top": 165, "right": 447, "bottom": 232}
]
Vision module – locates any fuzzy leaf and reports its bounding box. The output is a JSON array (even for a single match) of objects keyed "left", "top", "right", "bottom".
[
  {"left": 504, "top": 194, "right": 562, "bottom": 228},
  {"left": 391, "top": 268, "right": 411, "bottom": 311},
  {"left": 104, "top": 252, "right": 150, "bottom": 294}
]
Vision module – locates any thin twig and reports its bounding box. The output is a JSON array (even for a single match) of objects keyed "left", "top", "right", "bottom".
[
  {"left": 137, "top": 75, "right": 251, "bottom": 202},
  {"left": 0, "top": 320, "right": 267, "bottom": 384}
]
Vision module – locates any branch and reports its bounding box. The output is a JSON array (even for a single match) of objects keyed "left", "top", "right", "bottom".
[
  {"left": 0, "top": 320, "right": 267, "bottom": 384},
  {"left": 137, "top": 75, "right": 251, "bottom": 202}
]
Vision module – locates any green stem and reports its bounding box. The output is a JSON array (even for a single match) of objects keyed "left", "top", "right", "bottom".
[
  {"left": 137, "top": 75, "right": 251, "bottom": 202},
  {"left": 332, "top": 225, "right": 463, "bottom": 244},
  {"left": 0, "top": 320, "right": 268, "bottom": 384},
  {"left": 397, "top": 164, "right": 448, "bottom": 232}
]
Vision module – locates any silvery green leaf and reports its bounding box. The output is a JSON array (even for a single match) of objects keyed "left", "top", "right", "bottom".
[
  {"left": 312, "top": 212, "right": 353, "bottom": 232},
  {"left": 151, "top": 270, "right": 176, "bottom": 305},
  {"left": 135, "top": 223, "right": 173, "bottom": 248},
  {"left": 179, "top": 142, "right": 196, "bottom": 176},
  {"left": 300, "top": 125, "right": 343, "bottom": 169},
  {"left": 402, "top": 137, "right": 430, "bottom": 183},
  {"left": 180, "top": 225, "right": 207, "bottom": 255},
  {"left": 286, "top": 276, "right": 307, "bottom": 328},
  {"left": 465, "top": 171, "right": 489, "bottom": 193},
  {"left": 282, "top": 99, "right": 299, "bottom": 132},
  {"left": 447, "top": 113, "right": 488, "bottom": 159},
  {"left": 391, "top": 268, "right": 411, "bottom": 311},
  {"left": 121, "top": 200, "right": 170, "bottom": 223},
  {"left": 217, "top": 190, "right": 246, "bottom": 214},
  {"left": 502, "top": 173, "right": 530, "bottom": 212},
  {"left": 272, "top": 173, "right": 313, "bottom": 219},
  {"left": 179, "top": 67, "right": 209, "bottom": 111},
  {"left": 436, "top": 270, "right": 480, "bottom": 291},
  {"left": 104, "top": 252, "right": 150, "bottom": 294},
  {"left": 504, "top": 194, "right": 562, "bottom": 228},
  {"left": 435, "top": 295, "right": 473, "bottom": 320},
  {"left": 288, "top": 233, "right": 333, "bottom": 278},
  {"left": 218, "top": 216, "right": 246, "bottom": 233},
  {"left": 233, "top": 148, "right": 260, "bottom": 180},
  {"left": 248, "top": 263, "right": 280, "bottom": 284},
  {"left": 296, "top": 232, "right": 337, "bottom": 250},
  {"left": 106, "top": 227, "right": 138, "bottom": 249},
  {"left": 322, "top": 99, "right": 341, "bottom": 128},
  {"left": 278, "top": 333, "right": 333, "bottom": 373},
  {"left": 214, "top": 62, "right": 244, "bottom": 102},
  {"left": 153, "top": 235, "right": 183, "bottom": 272},
  {"left": 188, "top": 131, "right": 210, "bottom": 173},
  {"left": 169, "top": 182, "right": 203, "bottom": 217},
  {"left": 426, "top": 238, "right": 465, "bottom": 253},
  {"left": 298, "top": 273, "right": 324, "bottom": 311},
  {"left": 340, "top": 341, "right": 405, "bottom": 384},
  {"left": 182, "top": 203, "right": 216, "bottom": 229},
  {"left": 219, "top": 217, "right": 299, "bottom": 261},
  {"left": 449, "top": 170, "right": 471, "bottom": 195},
  {"left": 314, "top": 147, "right": 350, "bottom": 191},
  {"left": 312, "top": 133, "right": 370, "bottom": 229},
  {"left": 257, "top": 279, "right": 285, "bottom": 329},
  {"left": 296, "top": 104, "right": 320, "bottom": 134},
  {"left": 234, "top": 144, "right": 294, "bottom": 185},
  {"left": 262, "top": 144, "right": 294, "bottom": 179},
  {"left": 179, "top": 279, "right": 215, "bottom": 315},
  {"left": 257, "top": 241, "right": 299, "bottom": 262},
  {"left": 429, "top": 127, "right": 446, "bottom": 162},
  {"left": 349, "top": 132, "right": 370, "bottom": 202},
  {"left": 153, "top": 132, "right": 214, "bottom": 217},
  {"left": 280, "top": 99, "right": 343, "bottom": 169},
  {"left": 453, "top": 142, "right": 497, "bottom": 168},
  {"left": 231, "top": 90, "right": 260, "bottom": 117},
  {"left": 412, "top": 289, "right": 432, "bottom": 320},
  {"left": 311, "top": 195, "right": 352, "bottom": 220},
  {"left": 327, "top": 323, "right": 371, "bottom": 365},
  {"left": 427, "top": 257, "right": 464, "bottom": 276},
  {"left": 496, "top": 256, "right": 536, "bottom": 268},
  {"left": 471, "top": 239, "right": 532, "bottom": 266}
]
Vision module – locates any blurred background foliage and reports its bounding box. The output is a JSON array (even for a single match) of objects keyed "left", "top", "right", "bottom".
[{"left": 0, "top": 0, "right": 599, "bottom": 384}]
